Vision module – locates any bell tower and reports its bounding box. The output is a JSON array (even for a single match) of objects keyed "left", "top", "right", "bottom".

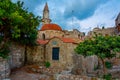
[{"left": 42, "top": 2, "right": 51, "bottom": 25}]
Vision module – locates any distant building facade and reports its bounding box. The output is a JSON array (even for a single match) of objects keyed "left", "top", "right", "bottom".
[
  {"left": 87, "top": 12, "right": 120, "bottom": 38},
  {"left": 115, "top": 13, "right": 120, "bottom": 35},
  {"left": 87, "top": 27, "right": 116, "bottom": 38}
]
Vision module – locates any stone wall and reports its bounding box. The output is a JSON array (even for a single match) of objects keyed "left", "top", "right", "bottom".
[
  {"left": 9, "top": 43, "right": 25, "bottom": 69},
  {"left": 38, "top": 29, "right": 84, "bottom": 40},
  {"left": 27, "top": 45, "right": 44, "bottom": 65},
  {"left": 85, "top": 56, "right": 98, "bottom": 73},
  {"left": 87, "top": 27, "right": 115, "bottom": 38},
  {"left": 63, "top": 29, "right": 84, "bottom": 39},
  {"left": 116, "top": 13, "right": 120, "bottom": 26},
  {"left": 56, "top": 74, "right": 100, "bottom": 80},
  {"left": 0, "top": 57, "right": 10, "bottom": 79},
  {"left": 72, "top": 54, "right": 98, "bottom": 76},
  {"left": 38, "top": 30, "right": 64, "bottom": 39},
  {"left": 116, "top": 13, "right": 120, "bottom": 32}
]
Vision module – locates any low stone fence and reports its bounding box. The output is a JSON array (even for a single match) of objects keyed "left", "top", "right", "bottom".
[
  {"left": 56, "top": 74, "right": 105, "bottom": 80},
  {"left": 25, "top": 65, "right": 63, "bottom": 75},
  {"left": 0, "top": 57, "right": 10, "bottom": 79}
]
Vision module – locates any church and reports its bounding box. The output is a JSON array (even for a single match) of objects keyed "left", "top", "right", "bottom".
[
  {"left": 26, "top": 3, "right": 84, "bottom": 69},
  {"left": 26, "top": 3, "right": 120, "bottom": 69}
]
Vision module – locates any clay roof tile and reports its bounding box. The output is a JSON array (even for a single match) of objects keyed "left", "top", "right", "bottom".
[{"left": 40, "top": 23, "right": 62, "bottom": 31}]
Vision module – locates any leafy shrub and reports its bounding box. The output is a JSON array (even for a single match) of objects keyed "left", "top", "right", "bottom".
[
  {"left": 45, "top": 61, "right": 50, "bottom": 68},
  {"left": 0, "top": 48, "right": 10, "bottom": 59},
  {"left": 103, "top": 73, "right": 112, "bottom": 80},
  {"left": 105, "top": 61, "right": 112, "bottom": 69}
]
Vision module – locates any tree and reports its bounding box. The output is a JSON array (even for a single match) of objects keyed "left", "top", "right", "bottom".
[
  {"left": 0, "top": 0, "right": 41, "bottom": 58},
  {"left": 75, "top": 35, "right": 120, "bottom": 74}
]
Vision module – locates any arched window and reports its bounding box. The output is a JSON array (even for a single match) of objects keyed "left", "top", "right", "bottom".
[{"left": 42, "top": 33, "right": 45, "bottom": 40}]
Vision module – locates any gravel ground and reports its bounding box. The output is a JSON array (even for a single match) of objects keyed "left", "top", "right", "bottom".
[
  {"left": 10, "top": 69, "right": 40, "bottom": 80},
  {"left": 9, "top": 66, "right": 54, "bottom": 80}
]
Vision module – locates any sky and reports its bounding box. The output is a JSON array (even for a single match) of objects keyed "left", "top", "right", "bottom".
[{"left": 12, "top": 0, "right": 120, "bottom": 33}]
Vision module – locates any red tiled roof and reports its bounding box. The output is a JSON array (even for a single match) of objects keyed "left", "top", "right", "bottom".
[
  {"left": 61, "top": 38, "right": 75, "bottom": 43},
  {"left": 37, "top": 40, "right": 49, "bottom": 45},
  {"left": 40, "top": 24, "right": 62, "bottom": 31},
  {"left": 37, "top": 37, "right": 83, "bottom": 45}
]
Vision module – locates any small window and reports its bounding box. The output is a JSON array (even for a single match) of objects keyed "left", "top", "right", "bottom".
[{"left": 52, "top": 47, "right": 59, "bottom": 60}]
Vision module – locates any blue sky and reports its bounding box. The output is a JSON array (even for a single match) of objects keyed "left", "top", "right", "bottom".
[{"left": 12, "top": 0, "right": 120, "bottom": 33}]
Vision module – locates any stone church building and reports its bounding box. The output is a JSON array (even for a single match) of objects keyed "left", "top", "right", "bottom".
[
  {"left": 26, "top": 3, "right": 84, "bottom": 69},
  {"left": 8, "top": 3, "right": 120, "bottom": 71}
]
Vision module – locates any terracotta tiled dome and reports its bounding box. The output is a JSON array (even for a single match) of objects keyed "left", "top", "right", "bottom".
[{"left": 40, "top": 24, "right": 62, "bottom": 31}]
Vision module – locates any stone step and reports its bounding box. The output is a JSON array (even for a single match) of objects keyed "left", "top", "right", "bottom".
[{"left": 2, "top": 78, "right": 11, "bottom": 80}]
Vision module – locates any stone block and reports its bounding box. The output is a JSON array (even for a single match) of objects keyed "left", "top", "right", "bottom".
[{"left": 0, "top": 58, "right": 10, "bottom": 79}]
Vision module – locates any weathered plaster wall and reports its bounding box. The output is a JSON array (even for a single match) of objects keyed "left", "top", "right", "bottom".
[{"left": 27, "top": 45, "right": 44, "bottom": 65}]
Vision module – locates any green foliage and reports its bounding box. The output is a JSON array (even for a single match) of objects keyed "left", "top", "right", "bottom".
[
  {"left": 0, "top": 0, "right": 41, "bottom": 58},
  {"left": 75, "top": 35, "right": 120, "bottom": 74},
  {"left": 75, "top": 36, "right": 120, "bottom": 58},
  {"left": 0, "top": 48, "right": 10, "bottom": 59},
  {"left": 0, "top": 36, "right": 3, "bottom": 43},
  {"left": 0, "top": 42, "right": 10, "bottom": 59},
  {"left": 103, "top": 73, "right": 112, "bottom": 80},
  {"left": 45, "top": 61, "right": 51, "bottom": 68},
  {"left": 0, "top": 0, "right": 41, "bottom": 45},
  {"left": 105, "top": 61, "right": 112, "bottom": 69}
]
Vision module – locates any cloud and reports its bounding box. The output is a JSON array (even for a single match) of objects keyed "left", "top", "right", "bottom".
[
  {"left": 11, "top": 0, "right": 120, "bottom": 33},
  {"left": 79, "top": 0, "right": 120, "bottom": 33},
  {"left": 64, "top": 0, "right": 109, "bottom": 20}
]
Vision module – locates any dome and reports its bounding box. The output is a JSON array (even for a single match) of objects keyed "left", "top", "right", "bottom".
[{"left": 40, "top": 23, "right": 62, "bottom": 31}]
